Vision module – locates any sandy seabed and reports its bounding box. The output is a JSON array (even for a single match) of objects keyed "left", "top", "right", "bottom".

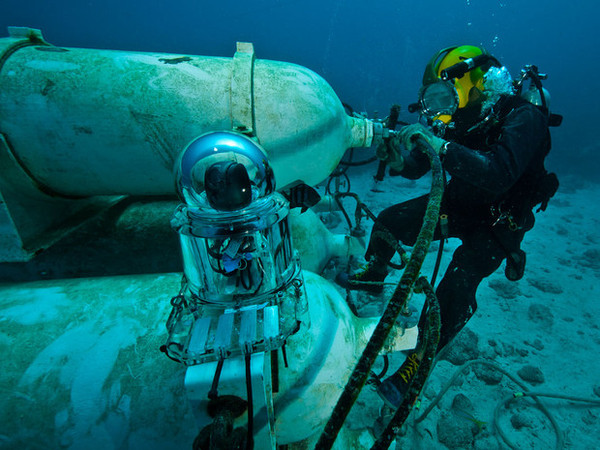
[
  {"left": 325, "top": 164, "right": 600, "bottom": 449},
  {"left": 1, "top": 161, "right": 599, "bottom": 450}
]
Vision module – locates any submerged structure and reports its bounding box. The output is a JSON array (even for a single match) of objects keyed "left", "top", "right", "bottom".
[{"left": 0, "top": 27, "right": 430, "bottom": 449}]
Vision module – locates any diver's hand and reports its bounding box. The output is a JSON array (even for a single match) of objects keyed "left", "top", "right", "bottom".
[
  {"left": 375, "top": 135, "right": 404, "bottom": 172},
  {"left": 399, "top": 123, "right": 447, "bottom": 155}
]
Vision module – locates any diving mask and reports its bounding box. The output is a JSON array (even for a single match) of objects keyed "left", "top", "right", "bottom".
[{"left": 417, "top": 80, "right": 459, "bottom": 123}]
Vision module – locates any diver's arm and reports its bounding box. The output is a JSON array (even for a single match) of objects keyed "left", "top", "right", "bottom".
[
  {"left": 442, "top": 104, "right": 548, "bottom": 195},
  {"left": 395, "top": 146, "right": 431, "bottom": 179}
]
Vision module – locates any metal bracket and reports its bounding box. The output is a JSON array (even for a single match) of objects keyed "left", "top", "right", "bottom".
[{"left": 231, "top": 42, "right": 256, "bottom": 136}]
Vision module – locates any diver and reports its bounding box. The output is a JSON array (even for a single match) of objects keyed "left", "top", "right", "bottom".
[{"left": 338, "top": 45, "right": 559, "bottom": 408}]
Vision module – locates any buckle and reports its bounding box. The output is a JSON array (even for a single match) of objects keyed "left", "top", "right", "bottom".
[{"left": 490, "top": 204, "right": 518, "bottom": 231}]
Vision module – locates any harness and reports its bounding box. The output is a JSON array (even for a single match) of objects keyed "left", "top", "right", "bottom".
[
  {"left": 476, "top": 95, "right": 558, "bottom": 228},
  {"left": 451, "top": 95, "right": 558, "bottom": 281}
]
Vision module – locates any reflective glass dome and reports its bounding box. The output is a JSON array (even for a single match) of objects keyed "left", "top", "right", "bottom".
[{"left": 175, "top": 131, "right": 275, "bottom": 206}]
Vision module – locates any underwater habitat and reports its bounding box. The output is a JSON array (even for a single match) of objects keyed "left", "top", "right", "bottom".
[{"left": 1, "top": 1, "right": 599, "bottom": 449}]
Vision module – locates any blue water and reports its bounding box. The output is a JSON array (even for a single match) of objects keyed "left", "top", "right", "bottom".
[
  {"left": 1, "top": 3, "right": 599, "bottom": 449},
  {"left": 1, "top": 0, "right": 598, "bottom": 177}
]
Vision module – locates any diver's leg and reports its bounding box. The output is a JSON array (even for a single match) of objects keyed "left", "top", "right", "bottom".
[
  {"left": 339, "top": 195, "right": 430, "bottom": 292},
  {"left": 364, "top": 194, "right": 430, "bottom": 262},
  {"left": 378, "top": 223, "right": 528, "bottom": 408},
  {"left": 435, "top": 219, "right": 531, "bottom": 351},
  {"left": 434, "top": 235, "right": 504, "bottom": 351}
]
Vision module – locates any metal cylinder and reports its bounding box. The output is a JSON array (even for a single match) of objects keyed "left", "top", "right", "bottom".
[{"left": 0, "top": 28, "right": 373, "bottom": 197}]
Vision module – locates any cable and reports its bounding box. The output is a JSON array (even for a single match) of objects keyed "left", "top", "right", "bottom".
[
  {"left": 511, "top": 391, "right": 600, "bottom": 405},
  {"left": 415, "top": 359, "right": 533, "bottom": 423},
  {"left": 245, "top": 353, "right": 254, "bottom": 449},
  {"left": 430, "top": 172, "right": 448, "bottom": 287},
  {"left": 208, "top": 359, "right": 225, "bottom": 400},
  {"left": 374, "top": 355, "right": 390, "bottom": 380},
  {"left": 339, "top": 155, "right": 378, "bottom": 167},
  {"left": 325, "top": 170, "right": 351, "bottom": 196},
  {"left": 410, "top": 359, "right": 600, "bottom": 450}
]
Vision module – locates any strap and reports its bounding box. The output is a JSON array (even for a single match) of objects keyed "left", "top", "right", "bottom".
[{"left": 230, "top": 42, "right": 256, "bottom": 136}]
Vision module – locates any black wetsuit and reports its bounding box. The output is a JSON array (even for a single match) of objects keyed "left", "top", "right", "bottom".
[{"left": 366, "top": 96, "right": 553, "bottom": 351}]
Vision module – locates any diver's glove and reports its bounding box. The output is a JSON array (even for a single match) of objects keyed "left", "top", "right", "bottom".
[
  {"left": 399, "top": 123, "right": 447, "bottom": 155},
  {"left": 375, "top": 135, "right": 405, "bottom": 172}
]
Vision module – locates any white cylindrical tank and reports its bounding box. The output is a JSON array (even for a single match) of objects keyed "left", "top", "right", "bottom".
[
  {"left": 0, "top": 273, "right": 199, "bottom": 450},
  {"left": 0, "top": 270, "right": 417, "bottom": 449},
  {"left": 0, "top": 28, "right": 373, "bottom": 197}
]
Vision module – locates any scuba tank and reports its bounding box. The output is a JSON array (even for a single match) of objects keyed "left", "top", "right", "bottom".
[{"left": 514, "top": 64, "right": 563, "bottom": 127}]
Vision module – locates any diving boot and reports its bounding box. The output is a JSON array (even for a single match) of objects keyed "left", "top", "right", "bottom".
[
  {"left": 336, "top": 257, "right": 388, "bottom": 293},
  {"left": 377, "top": 352, "right": 421, "bottom": 409},
  {"left": 505, "top": 249, "right": 526, "bottom": 281}
]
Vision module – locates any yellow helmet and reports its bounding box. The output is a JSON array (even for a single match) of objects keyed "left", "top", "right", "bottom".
[{"left": 422, "top": 45, "right": 500, "bottom": 122}]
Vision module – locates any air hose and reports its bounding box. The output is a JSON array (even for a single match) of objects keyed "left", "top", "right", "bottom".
[
  {"left": 371, "top": 276, "right": 441, "bottom": 449},
  {"left": 315, "top": 136, "right": 445, "bottom": 449}
]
